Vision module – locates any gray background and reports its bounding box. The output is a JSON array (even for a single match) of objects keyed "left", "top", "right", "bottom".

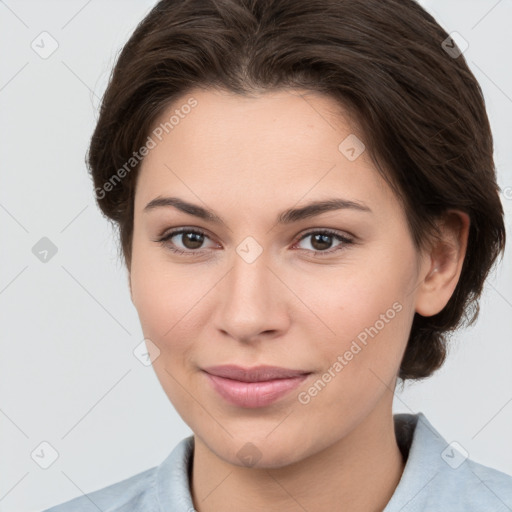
[{"left": 0, "top": 1, "right": 511, "bottom": 511}]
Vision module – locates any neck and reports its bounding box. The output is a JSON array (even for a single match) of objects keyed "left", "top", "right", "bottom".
[{"left": 190, "top": 403, "right": 405, "bottom": 512}]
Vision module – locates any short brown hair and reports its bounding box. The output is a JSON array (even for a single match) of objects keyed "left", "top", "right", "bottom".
[{"left": 87, "top": 0, "right": 506, "bottom": 380}]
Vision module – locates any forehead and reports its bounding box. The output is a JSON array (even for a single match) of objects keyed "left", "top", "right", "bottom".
[{"left": 135, "top": 87, "right": 395, "bottom": 217}]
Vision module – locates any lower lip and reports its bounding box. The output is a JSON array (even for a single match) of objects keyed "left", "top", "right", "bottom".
[{"left": 204, "top": 372, "right": 310, "bottom": 408}]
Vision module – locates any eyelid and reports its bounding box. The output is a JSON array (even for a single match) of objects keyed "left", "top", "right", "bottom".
[
  {"left": 155, "top": 226, "right": 355, "bottom": 256},
  {"left": 156, "top": 227, "right": 218, "bottom": 253},
  {"left": 292, "top": 228, "right": 354, "bottom": 255}
]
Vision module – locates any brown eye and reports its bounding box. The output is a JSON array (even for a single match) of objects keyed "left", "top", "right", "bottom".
[
  {"left": 178, "top": 231, "right": 205, "bottom": 250},
  {"left": 295, "top": 230, "right": 354, "bottom": 255},
  {"left": 157, "top": 228, "right": 215, "bottom": 255},
  {"left": 310, "top": 233, "right": 335, "bottom": 251}
]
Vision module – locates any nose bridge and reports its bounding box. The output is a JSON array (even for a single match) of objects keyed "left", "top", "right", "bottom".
[
  {"left": 227, "top": 241, "right": 276, "bottom": 309},
  {"left": 213, "top": 239, "right": 287, "bottom": 340}
]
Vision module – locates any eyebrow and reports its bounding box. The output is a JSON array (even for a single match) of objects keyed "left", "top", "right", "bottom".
[{"left": 143, "top": 196, "right": 372, "bottom": 225}]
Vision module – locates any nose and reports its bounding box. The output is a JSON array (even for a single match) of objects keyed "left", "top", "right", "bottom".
[{"left": 211, "top": 247, "right": 291, "bottom": 344}]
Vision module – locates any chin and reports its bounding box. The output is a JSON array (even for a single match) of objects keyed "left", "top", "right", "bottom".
[{"left": 211, "top": 434, "right": 307, "bottom": 470}]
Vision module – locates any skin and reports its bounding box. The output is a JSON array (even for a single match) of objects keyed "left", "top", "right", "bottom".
[{"left": 129, "top": 87, "right": 470, "bottom": 512}]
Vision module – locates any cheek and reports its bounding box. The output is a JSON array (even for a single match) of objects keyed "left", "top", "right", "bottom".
[
  {"left": 308, "top": 244, "right": 416, "bottom": 385},
  {"left": 130, "top": 250, "right": 221, "bottom": 373},
  {"left": 130, "top": 256, "right": 203, "bottom": 410},
  {"left": 297, "top": 285, "right": 411, "bottom": 428},
  {"left": 320, "top": 283, "right": 409, "bottom": 378},
  {"left": 130, "top": 243, "right": 191, "bottom": 349}
]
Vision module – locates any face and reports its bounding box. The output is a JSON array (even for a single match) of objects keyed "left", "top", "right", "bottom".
[{"left": 129, "top": 87, "right": 427, "bottom": 468}]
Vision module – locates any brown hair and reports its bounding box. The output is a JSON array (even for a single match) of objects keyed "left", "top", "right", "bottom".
[{"left": 87, "top": 0, "right": 506, "bottom": 380}]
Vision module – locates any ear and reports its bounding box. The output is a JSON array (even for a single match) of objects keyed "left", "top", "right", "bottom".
[{"left": 415, "top": 210, "right": 470, "bottom": 317}]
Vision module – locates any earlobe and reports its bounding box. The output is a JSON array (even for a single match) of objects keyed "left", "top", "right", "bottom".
[{"left": 415, "top": 210, "right": 470, "bottom": 317}]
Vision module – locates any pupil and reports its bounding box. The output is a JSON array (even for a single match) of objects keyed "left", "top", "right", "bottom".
[
  {"left": 183, "top": 232, "right": 203, "bottom": 249},
  {"left": 312, "top": 234, "right": 332, "bottom": 251}
]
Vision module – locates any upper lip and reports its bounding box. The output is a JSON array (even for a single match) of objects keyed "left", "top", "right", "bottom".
[{"left": 202, "top": 365, "right": 311, "bottom": 382}]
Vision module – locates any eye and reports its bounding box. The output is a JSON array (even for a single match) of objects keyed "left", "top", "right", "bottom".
[
  {"left": 155, "top": 228, "right": 217, "bottom": 256},
  {"left": 155, "top": 227, "right": 354, "bottom": 257},
  {"left": 293, "top": 229, "right": 354, "bottom": 256}
]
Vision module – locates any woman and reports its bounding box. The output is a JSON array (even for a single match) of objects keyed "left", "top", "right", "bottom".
[{"left": 43, "top": 0, "right": 511, "bottom": 510}]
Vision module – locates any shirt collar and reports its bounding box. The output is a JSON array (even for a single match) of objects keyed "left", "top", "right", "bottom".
[{"left": 383, "top": 412, "right": 449, "bottom": 511}]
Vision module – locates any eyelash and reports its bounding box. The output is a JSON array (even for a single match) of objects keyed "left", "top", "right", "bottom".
[{"left": 154, "top": 227, "right": 354, "bottom": 257}]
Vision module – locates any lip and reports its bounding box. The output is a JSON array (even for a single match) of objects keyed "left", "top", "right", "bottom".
[
  {"left": 202, "top": 365, "right": 311, "bottom": 408},
  {"left": 203, "top": 364, "right": 311, "bottom": 382}
]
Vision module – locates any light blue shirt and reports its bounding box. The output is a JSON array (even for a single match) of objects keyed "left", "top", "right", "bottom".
[{"left": 41, "top": 412, "right": 512, "bottom": 511}]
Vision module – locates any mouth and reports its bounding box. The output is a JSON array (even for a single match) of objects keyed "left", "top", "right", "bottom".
[
  {"left": 202, "top": 365, "right": 312, "bottom": 408},
  {"left": 202, "top": 364, "right": 311, "bottom": 382}
]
